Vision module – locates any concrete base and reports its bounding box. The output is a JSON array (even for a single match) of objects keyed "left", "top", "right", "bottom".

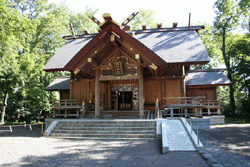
[
  {"left": 203, "top": 115, "right": 225, "bottom": 125},
  {"left": 186, "top": 118, "right": 211, "bottom": 131}
]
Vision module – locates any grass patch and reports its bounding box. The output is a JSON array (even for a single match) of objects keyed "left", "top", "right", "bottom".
[{"left": 225, "top": 118, "right": 250, "bottom": 124}]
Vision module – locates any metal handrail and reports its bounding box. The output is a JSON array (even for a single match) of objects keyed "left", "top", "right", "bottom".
[{"left": 185, "top": 114, "right": 199, "bottom": 145}]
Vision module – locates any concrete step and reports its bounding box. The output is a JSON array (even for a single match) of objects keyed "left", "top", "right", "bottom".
[
  {"left": 57, "top": 122, "right": 156, "bottom": 127},
  {"left": 50, "top": 133, "right": 156, "bottom": 138},
  {"left": 49, "top": 120, "right": 156, "bottom": 139},
  {"left": 52, "top": 129, "right": 155, "bottom": 134},
  {"left": 54, "top": 126, "right": 155, "bottom": 131}
]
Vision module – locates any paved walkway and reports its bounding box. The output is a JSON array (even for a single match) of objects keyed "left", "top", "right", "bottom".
[
  {"left": 0, "top": 126, "right": 209, "bottom": 167},
  {"left": 166, "top": 120, "right": 196, "bottom": 151}
]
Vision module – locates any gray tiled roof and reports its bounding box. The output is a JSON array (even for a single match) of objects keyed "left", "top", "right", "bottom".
[
  {"left": 43, "top": 30, "right": 210, "bottom": 71},
  {"left": 134, "top": 31, "right": 210, "bottom": 64},
  {"left": 185, "top": 71, "right": 231, "bottom": 86},
  {"left": 46, "top": 77, "right": 70, "bottom": 91},
  {"left": 43, "top": 38, "right": 92, "bottom": 71}
]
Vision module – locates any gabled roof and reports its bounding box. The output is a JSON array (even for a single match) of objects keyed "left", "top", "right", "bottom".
[
  {"left": 185, "top": 70, "right": 231, "bottom": 87},
  {"left": 46, "top": 76, "right": 70, "bottom": 91},
  {"left": 134, "top": 31, "right": 210, "bottom": 64},
  {"left": 43, "top": 15, "right": 210, "bottom": 72},
  {"left": 43, "top": 38, "right": 92, "bottom": 71}
]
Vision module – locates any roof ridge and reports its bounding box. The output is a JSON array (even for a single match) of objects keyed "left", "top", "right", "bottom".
[
  {"left": 187, "top": 69, "right": 226, "bottom": 73},
  {"left": 62, "top": 25, "right": 205, "bottom": 40}
]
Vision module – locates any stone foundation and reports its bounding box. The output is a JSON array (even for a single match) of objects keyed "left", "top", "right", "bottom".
[
  {"left": 186, "top": 118, "right": 211, "bottom": 130},
  {"left": 203, "top": 115, "right": 225, "bottom": 125}
]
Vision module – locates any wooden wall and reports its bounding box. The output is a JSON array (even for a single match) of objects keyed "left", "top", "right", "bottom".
[
  {"left": 186, "top": 87, "right": 217, "bottom": 100},
  {"left": 165, "top": 79, "right": 182, "bottom": 98},
  {"left": 144, "top": 77, "right": 183, "bottom": 103},
  {"left": 145, "top": 78, "right": 161, "bottom": 104},
  {"left": 60, "top": 90, "right": 70, "bottom": 100}
]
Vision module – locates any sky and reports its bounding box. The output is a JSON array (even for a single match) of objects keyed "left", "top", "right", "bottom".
[{"left": 48, "top": 0, "right": 217, "bottom": 27}]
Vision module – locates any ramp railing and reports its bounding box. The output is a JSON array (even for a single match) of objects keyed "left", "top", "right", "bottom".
[{"left": 185, "top": 116, "right": 199, "bottom": 145}]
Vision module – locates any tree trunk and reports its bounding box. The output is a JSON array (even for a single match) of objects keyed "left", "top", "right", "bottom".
[
  {"left": 1, "top": 91, "right": 9, "bottom": 123},
  {"left": 222, "top": 27, "right": 236, "bottom": 117}
]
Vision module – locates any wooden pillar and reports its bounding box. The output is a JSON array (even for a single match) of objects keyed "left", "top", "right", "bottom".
[
  {"left": 138, "top": 66, "right": 144, "bottom": 118},
  {"left": 95, "top": 69, "right": 100, "bottom": 118},
  {"left": 70, "top": 80, "right": 73, "bottom": 99},
  {"left": 181, "top": 65, "right": 186, "bottom": 97},
  {"left": 86, "top": 81, "right": 90, "bottom": 103},
  {"left": 161, "top": 78, "right": 166, "bottom": 99}
]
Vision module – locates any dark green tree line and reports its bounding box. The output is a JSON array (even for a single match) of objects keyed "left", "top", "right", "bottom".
[{"left": 0, "top": 0, "right": 97, "bottom": 123}]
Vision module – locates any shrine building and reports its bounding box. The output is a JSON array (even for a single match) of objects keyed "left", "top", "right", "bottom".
[{"left": 43, "top": 13, "right": 231, "bottom": 119}]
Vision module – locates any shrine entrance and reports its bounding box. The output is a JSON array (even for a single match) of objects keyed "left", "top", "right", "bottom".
[{"left": 110, "top": 84, "right": 138, "bottom": 111}]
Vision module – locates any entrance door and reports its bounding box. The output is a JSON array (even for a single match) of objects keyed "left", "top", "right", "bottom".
[
  {"left": 118, "top": 91, "right": 132, "bottom": 110},
  {"left": 110, "top": 84, "right": 137, "bottom": 111}
]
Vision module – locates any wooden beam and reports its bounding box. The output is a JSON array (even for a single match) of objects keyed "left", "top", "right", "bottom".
[
  {"left": 88, "top": 58, "right": 99, "bottom": 67},
  {"left": 95, "top": 69, "right": 100, "bottom": 118},
  {"left": 99, "top": 47, "right": 119, "bottom": 65},
  {"left": 99, "top": 75, "right": 139, "bottom": 81}
]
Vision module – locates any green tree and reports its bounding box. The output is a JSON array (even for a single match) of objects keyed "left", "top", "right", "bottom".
[
  {"left": 213, "top": 0, "right": 250, "bottom": 117},
  {"left": 129, "top": 9, "right": 157, "bottom": 30},
  {"left": 228, "top": 34, "right": 250, "bottom": 119},
  {"left": 1, "top": 0, "right": 98, "bottom": 123},
  {"left": 69, "top": 6, "right": 98, "bottom": 34},
  {"left": 0, "top": 0, "right": 26, "bottom": 123}
]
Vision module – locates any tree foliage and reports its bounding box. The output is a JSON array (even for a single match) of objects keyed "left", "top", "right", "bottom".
[
  {"left": 0, "top": 0, "right": 97, "bottom": 123},
  {"left": 213, "top": 0, "right": 250, "bottom": 117},
  {"left": 129, "top": 9, "right": 157, "bottom": 30}
]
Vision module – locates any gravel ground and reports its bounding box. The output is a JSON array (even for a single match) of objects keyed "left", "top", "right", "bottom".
[
  {"left": 199, "top": 124, "right": 250, "bottom": 167},
  {"left": 0, "top": 125, "right": 208, "bottom": 167},
  {"left": 1, "top": 124, "right": 250, "bottom": 167}
]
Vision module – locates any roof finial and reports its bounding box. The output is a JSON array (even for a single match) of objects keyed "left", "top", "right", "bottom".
[
  {"left": 70, "top": 23, "right": 75, "bottom": 38},
  {"left": 103, "top": 13, "right": 112, "bottom": 21},
  {"left": 188, "top": 13, "right": 191, "bottom": 30},
  {"left": 122, "top": 12, "right": 139, "bottom": 29}
]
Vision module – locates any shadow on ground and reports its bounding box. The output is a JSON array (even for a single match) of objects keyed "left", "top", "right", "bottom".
[
  {"left": 200, "top": 126, "right": 250, "bottom": 159},
  {"left": 1, "top": 138, "right": 209, "bottom": 167},
  {"left": 0, "top": 124, "right": 42, "bottom": 137}
]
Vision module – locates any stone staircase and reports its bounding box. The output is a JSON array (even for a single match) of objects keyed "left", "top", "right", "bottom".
[{"left": 49, "top": 120, "right": 156, "bottom": 139}]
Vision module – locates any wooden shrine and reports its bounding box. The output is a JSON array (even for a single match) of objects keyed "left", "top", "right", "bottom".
[{"left": 44, "top": 13, "right": 231, "bottom": 119}]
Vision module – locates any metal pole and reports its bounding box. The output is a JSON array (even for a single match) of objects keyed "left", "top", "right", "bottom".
[
  {"left": 191, "top": 118, "right": 192, "bottom": 134},
  {"left": 41, "top": 123, "right": 44, "bottom": 136},
  {"left": 29, "top": 124, "right": 32, "bottom": 130},
  {"left": 9, "top": 126, "right": 12, "bottom": 133},
  {"left": 197, "top": 125, "right": 199, "bottom": 145}
]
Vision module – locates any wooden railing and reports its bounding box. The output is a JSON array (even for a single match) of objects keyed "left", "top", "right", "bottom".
[
  {"left": 202, "top": 100, "right": 220, "bottom": 115},
  {"left": 159, "top": 97, "right": 221, "bottom": 117},
  {"left": 52, "top": 100, "right": 85, "bottom": 118},
  {"left": 160, "top": 96, "right": 205, "bottom": 108}
]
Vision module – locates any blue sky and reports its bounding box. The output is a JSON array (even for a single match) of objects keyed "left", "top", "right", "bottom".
[{"left": 48, "top": 0, "right": 217, "bottom": 27}]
